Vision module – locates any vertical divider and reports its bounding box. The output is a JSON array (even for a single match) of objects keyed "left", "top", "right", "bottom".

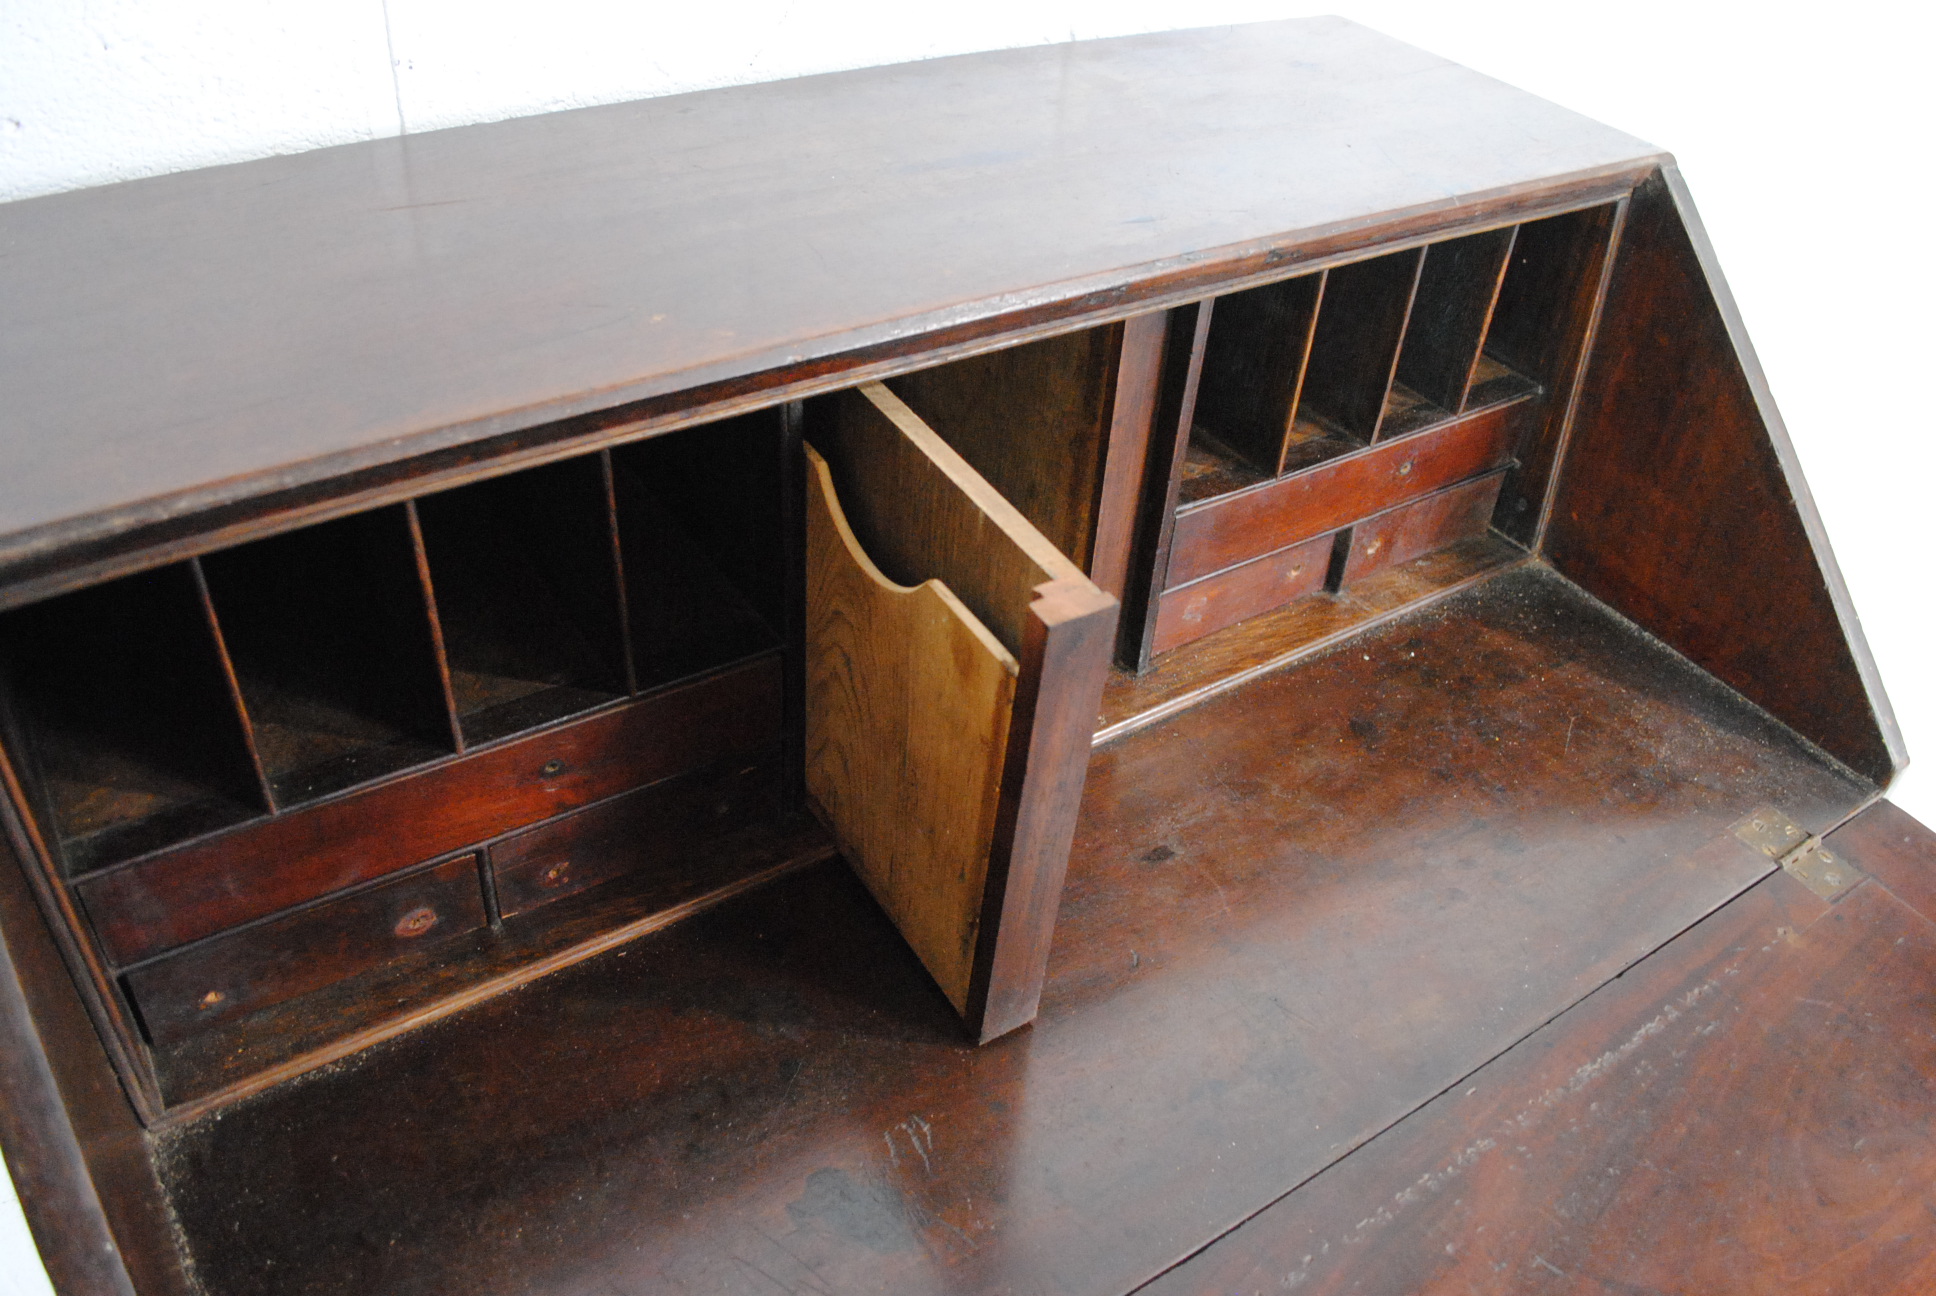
[
  {"left": 599, "top": 450, "right": 641, "bottom": 697},
  {"left": 1119, "top": 300, "right": 1214, "bottom": 672},
  {"left": 1368, "top": 249, "right": 1427, "bottom": 442},
  {"left": 403, "top": 500, "right": 465, "bottom": 757},
  {"left": 188, "top": 557, "right": 276, "bottom": 814},
  {"left": 1458, "top": 226, "right": 1520, "bottom": 412},
  {"left": 779, "top": 402, "right": 808, "bottom": 815},
  {"left": 0, "top": 744, "right": 163, "bottom": 1121},
  {"left": 1273, "top": 269, "right": 1326, "bottom": 474},
  {"left": 1299, "top": 248, "right": 1425, "bottom": 445},
  {"left": 1190, "top": 272, "right": 1324, "bottom": 478},
  {"left": 1323, "top": 530, "right": 1354, "bottom": 592},
  {"left": 1085, "top": 311, "right": 1169, "bottom": 601}
]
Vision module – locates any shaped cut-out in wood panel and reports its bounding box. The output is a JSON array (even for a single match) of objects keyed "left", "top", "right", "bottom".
[
  {"left": 804, "top": 383, "right": 1118, "bottom": 1040},
  {"left": 803, "top": 446, "right": 1017, "bottom": 1012}
]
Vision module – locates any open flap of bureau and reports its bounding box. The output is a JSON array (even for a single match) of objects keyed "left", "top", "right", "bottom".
[{"left": 804, "top": 383, "right": 1118, "bottom": 1041}]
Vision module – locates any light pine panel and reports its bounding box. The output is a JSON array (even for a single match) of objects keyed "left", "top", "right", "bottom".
[{"left": 802, "top": 446, "right": 1017, "bottom": 1012}]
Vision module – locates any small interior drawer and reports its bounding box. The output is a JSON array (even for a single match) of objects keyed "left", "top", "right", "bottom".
[
  {"left": 490, "top": 755, "right": 780, "bottom": 919},
  {"left": 78, "top": 656, "right": 781, "bottom": 967},
  {"left": 1152, "top": 532, "right": 1334, "bottom": 656},
  {"left": 1167, "top": 394, "right": 1528, "bottom": 587},
  {"left": 803, "top": 382, "right": 1117, "bottom": 1041},
  {"left": 123, "top": 852, "right": 486, "bottom": 1045},
  {"left": 1340, "top": 468, "right": 1509, "bottom": 586}
]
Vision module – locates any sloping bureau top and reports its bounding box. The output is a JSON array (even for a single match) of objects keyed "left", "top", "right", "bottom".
[{"left": 0, "top": 17, "right": 1659, "bottom": 600}]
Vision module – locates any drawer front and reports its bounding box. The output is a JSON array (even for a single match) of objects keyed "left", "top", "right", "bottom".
[
  {"left": 124, "top": 853, "right": 485, "bottom": 1045},
  {"left": 1167, "top": 394, "right": 1528, "bottom": 587},
  {"left": 1340, "top": 469, "right": 1508, "bottom": 586},
  {"left": 1152, "top": 532, "right": 1334, "bottom": 656},
  {"left": 491, "top": 755, "right": 781, "bottom": 919},
  {"left": 80, "top": 653, "right": 781, "bottom": 966}
]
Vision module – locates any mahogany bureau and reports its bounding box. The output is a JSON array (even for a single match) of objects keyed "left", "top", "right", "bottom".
[{"left": 0, "top": 18, "right": 1911, "bottom": 1295}]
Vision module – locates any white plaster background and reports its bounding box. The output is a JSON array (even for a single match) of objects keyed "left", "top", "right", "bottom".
[{"left": 0, "top": 3, "right": 1931, "bottom": 1289}]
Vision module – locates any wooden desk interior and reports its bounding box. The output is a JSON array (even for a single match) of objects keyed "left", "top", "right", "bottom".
[{"left": 0, "top": 18, "right": 1918, "bottom": 1296}]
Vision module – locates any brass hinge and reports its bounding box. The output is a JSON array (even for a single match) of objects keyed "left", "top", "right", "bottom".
[{"left": 1731, "top": 806, "right": 1863, "bottom": 901}]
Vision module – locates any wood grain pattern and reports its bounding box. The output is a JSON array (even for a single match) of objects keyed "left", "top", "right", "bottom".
[
  {"left": 153, "top": 567, "right": 1871, "bottom": 1296},
  {"left": 885, "top": 324, "right": 1120, "bottom": 576},
  {"left": 1486, "top": 201, "right": 1623, "bottom": 544},
  {"left": 489, "top": 757, "right": 781, "bottom": 920},
  {"left": 1300, "top": 247, "right": 1423, "bottom": 439},
  {"left": 150, "top": 813, "right": 835, "bottom": 1115},
  {"left": 1119, "top": 302, "right": 1214, "bottom": 671},
  {"left": 1339, "top": 468, "right": 1507, "bottom": 585},
  {"left": 1152, "top": 532, "right": 1334, "bottom": 655},
  {"left": 803, "top": 443, "right": 1018, "bottom": 1013},
  {"left": 1100, "top": 535, "right": 1523, "bottom": 739},
  {"left": 1145, "top": 818, "right": 1936, "bottom": 1296},
  {"left": 1830, "top": 800, "right": 1936, "bottom": 925},
  {"left": 77, "top": 654, "right": 782, "bottom": 966},
  {"left": 1546, "top": 170, "right": 1900, "bottom": 781},
  {"left": 1192, "top": 272, "right": 1324, "bottom": 475},
  {"left": 0, "top": 794, "right": 189, "bottom": 1295},
  {"left": 1086, "top": 312, "right": 1169, "bottom": 602},
  {"left": 0, "top": 19, "right": 1660, "bottom": 605},
  {"left": 1167, "top": 393, "right": 1527, "bottom": 585},
  {"left": 1396, "top": 225, "right": 1517, "bottom": 412},
  {"left": 807, "top": 385, "right": 1082, "bottom": 657},
  {"left": 123, "top": 853, "right": 487, "bottom": 1045}
]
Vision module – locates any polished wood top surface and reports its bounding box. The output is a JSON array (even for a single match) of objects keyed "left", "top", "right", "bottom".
[{"left": 0, "top": 18, "right": 1656, "bottom": 586}]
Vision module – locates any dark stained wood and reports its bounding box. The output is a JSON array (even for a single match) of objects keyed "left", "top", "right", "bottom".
[
  {"left": 1300, "top": 247, "right": 1423, "bottom": 439},
  {"left": 610, "top": 416, "right": 784, "bottom": 692},
  {"left": 153, "top": 567, "right": 1870, "bottom": 1296},
  {"left": 1166, "top": 393, "right": 1528, "bottom": 586},
  {"left": 0, "top": 804, "right": 190, "bottom": 1296},
  {"left": 1120, "top": 302, "right": 1213, "bottom": 671},
  {"left": 1339, "top": 468, "right": 1507, "bottom": 585},
  {"left": 1395, "top": 225, "right": 1517, "bottom": 413},
  {"left": 199, "top": 506, "right": 457, "bottom": 808},
  {"left": 803, "top": 382, "right": 1116, "bottom": 1039},
  {"left": 965, "top": 574, "right": 1117, "bottom": 1041},
  {"left": 1087, "top": 313, "right": 1169, "bottom": 601},
  {"left": 0, "top": 20, "right": 1662, "bottom": 607},
  {"left": 1144, "top": 817, "right": 1936, "bottom": 1296},
  {"left": 1102, "top": 535, "right": 1524, "bottom": 739},
  {"left": 1152, "top": 533, "right": 1333, "bottom": 656},
  {"left": 403, "top": 500, "right": 466, "bottom": 758},
  {"left": 151, "top": 811, "right": 834, "bottom": 1114},
  {"left": 123, "top": 853, "right": 488, "bottom": 1045},
  {"left": 1546, "top": 171, "right": 1900, "bottom": 782},
  {"left": 490, "top": 757, "right": 781, "bottom": 920},
  {"left": 0, "top": 562, "right": 269, "bottom": 877},
  {"left": 77, "top": 653, "right": 782, "bottom": 966},
  {"left": 886, "top": 323, "right": 1122, "bottom": 577},
  {"left": 1191, "top": 272, "right": 1324, "bottom": 474},
  {"left": 1486, "top": 200, "right": 1622, "bottom": 543},
  {"left": 1817, "top": 798, "right": 1936, "bottom": 926},
  {"left": 413, "top": 453, "right": 629, "bottom": 746},
  {"left": 0, "top": 169, "right": 1653, "bottom": 620}
]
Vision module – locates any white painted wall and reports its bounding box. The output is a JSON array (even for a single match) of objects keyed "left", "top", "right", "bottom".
[{"left": 1, "top": 3, "right": 1931, "bottom": 1288}]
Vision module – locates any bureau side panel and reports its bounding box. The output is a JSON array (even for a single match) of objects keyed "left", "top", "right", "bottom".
[
  {"left": 1545, "top": 167, "right": 1900, "bottom": 783},
  {"left": 0, "top": 812, "right": 188, "bottom": 1295}
]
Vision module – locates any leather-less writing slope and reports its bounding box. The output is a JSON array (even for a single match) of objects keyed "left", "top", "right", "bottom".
[{"left": 0, "top": 19, "right": 1902, "bottom": 1296}]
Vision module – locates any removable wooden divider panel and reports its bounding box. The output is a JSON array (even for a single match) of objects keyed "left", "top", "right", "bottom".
[{"left": 804, "top": 383, "right": 1118, "bottom": 1040}]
